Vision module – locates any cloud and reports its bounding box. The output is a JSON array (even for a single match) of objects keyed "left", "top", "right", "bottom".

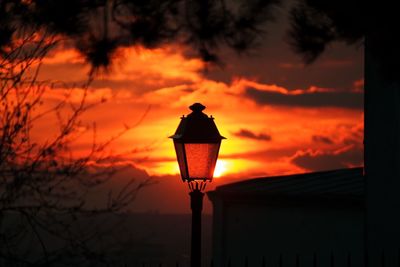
[
  {"left": 233, "top": 129, "right": 272, "bottom": 141},
  {"left": 278, "top": 59, "right": 354, "bottom": 70},
  {"left": 38, "top": 45, "right": 204, "bottom": 94},
  {"left": 290, "top": 145, "right": 363, "bottom": 171},
  {"left": 245, "top": 87, "right": 363, "bottom": 109},
  {"left": 312, "top": 135, "right": 334, "bottom": 144},
  {"left": 33, "top": 37, "right": 363, "bottom": 180},
  {"left": 353, "top": 79, "right": 364, "bottom": 92},
  {"left": 319, "top": 59, "right": 355, "bottom": 68}
]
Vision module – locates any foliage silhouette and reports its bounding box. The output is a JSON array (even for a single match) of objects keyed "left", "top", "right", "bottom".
[
  {"left": 0, "top": 0, "right": 281, "bottom": 71},
  {"left": 287, "top": 0, "right": 364, "bottom": 64},
  {"left": 0, "top": 6, "right": 153, "bottom": 267}
]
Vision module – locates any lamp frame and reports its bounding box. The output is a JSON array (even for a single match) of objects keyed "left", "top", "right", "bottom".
[{"left": 170, "top": 103, "right": 225, "bottom": 183}]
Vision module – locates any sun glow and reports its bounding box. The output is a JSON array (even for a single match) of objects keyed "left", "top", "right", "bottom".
[{"left": 213, "top": 159, "right": 229, "bottom": 178}]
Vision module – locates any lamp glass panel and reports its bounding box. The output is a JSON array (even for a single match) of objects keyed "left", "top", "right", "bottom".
[
  {"left": 174, "top": 142, "right": 188, "bottom": 179},
  {"left": 184, "top": 143, "right": 220, "bottom": 180}
]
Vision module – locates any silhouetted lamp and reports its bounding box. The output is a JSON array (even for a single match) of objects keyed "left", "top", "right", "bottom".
[{"left": 170, "top": 103, "right": 225, "bottom": 267}]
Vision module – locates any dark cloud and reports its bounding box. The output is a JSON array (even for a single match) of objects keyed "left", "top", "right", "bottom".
[
  {"left": 233, "top": 129, "right": 272, "bottom": 141},
  {"left": 312, "top": 135, "right": 334, "bottom": 144},
  {"left": 84, "top": 164, "right": 152, "bottom": 209},
  {"left": 245, "top": 88, "right": 363, "bottom": 109},
  {"left": 343, "top": 125, "right": 363, "bottom": 146},
  {"left": 80, "top": 163, "right": 194, "bottom": 214},
  {"left": 291, "top": 145, "right": 363, "bottom": 171}
]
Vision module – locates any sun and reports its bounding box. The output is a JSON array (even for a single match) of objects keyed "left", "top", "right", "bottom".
[{"left": 213, "top": 160, "right": 229, "bottom": 178}]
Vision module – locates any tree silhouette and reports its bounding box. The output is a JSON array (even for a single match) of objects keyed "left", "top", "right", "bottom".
[
  {"left": 287, "top": 0, "right": 364, "bottom": 64},
  {"left": 0, "top": 2, "right": 153, "bottom": 265},
  {"left": 0, "top": 0, "right": 281, "bottom": 71}
]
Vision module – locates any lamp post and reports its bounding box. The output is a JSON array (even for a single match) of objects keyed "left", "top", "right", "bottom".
[{"left": 170, "top": 103, "right": 225, "bottom": 267}]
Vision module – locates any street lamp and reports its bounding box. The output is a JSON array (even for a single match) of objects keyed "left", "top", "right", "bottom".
[{"left": 170, "top": 103, "right": 225, "bottom": 267}]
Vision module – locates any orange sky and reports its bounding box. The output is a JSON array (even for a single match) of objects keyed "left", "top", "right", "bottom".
[
  {"left": 36, "top": 44, "right": 363, "bottom": 175},
  {"left": 30, "top": 16, "right": 364, "bottom": 213}
]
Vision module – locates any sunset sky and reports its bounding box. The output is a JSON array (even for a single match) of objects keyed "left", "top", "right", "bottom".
[{"left": 34, "top": 9, "right": 363, "bottom": 213}]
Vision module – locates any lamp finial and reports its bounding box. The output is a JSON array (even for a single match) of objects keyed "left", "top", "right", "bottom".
[{"left": 189, "top": 103, "right": 206, "bottom": 113}]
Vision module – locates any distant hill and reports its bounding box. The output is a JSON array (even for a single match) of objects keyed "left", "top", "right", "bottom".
[
  {"left": 118, "top": 213, "right": 212, "bottom": 266},
  {"left": 1, "top": 212, "right": 212, "bottom": 267}
]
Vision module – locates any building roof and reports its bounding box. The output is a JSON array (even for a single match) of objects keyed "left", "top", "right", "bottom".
[{"left": 208, "top": 168, "right": 364, "bottom": 203}]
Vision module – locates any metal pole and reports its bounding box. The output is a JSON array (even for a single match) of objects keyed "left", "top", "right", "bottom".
[{"left": 190, "top": 189, "right": 204, "bottom": 267}]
